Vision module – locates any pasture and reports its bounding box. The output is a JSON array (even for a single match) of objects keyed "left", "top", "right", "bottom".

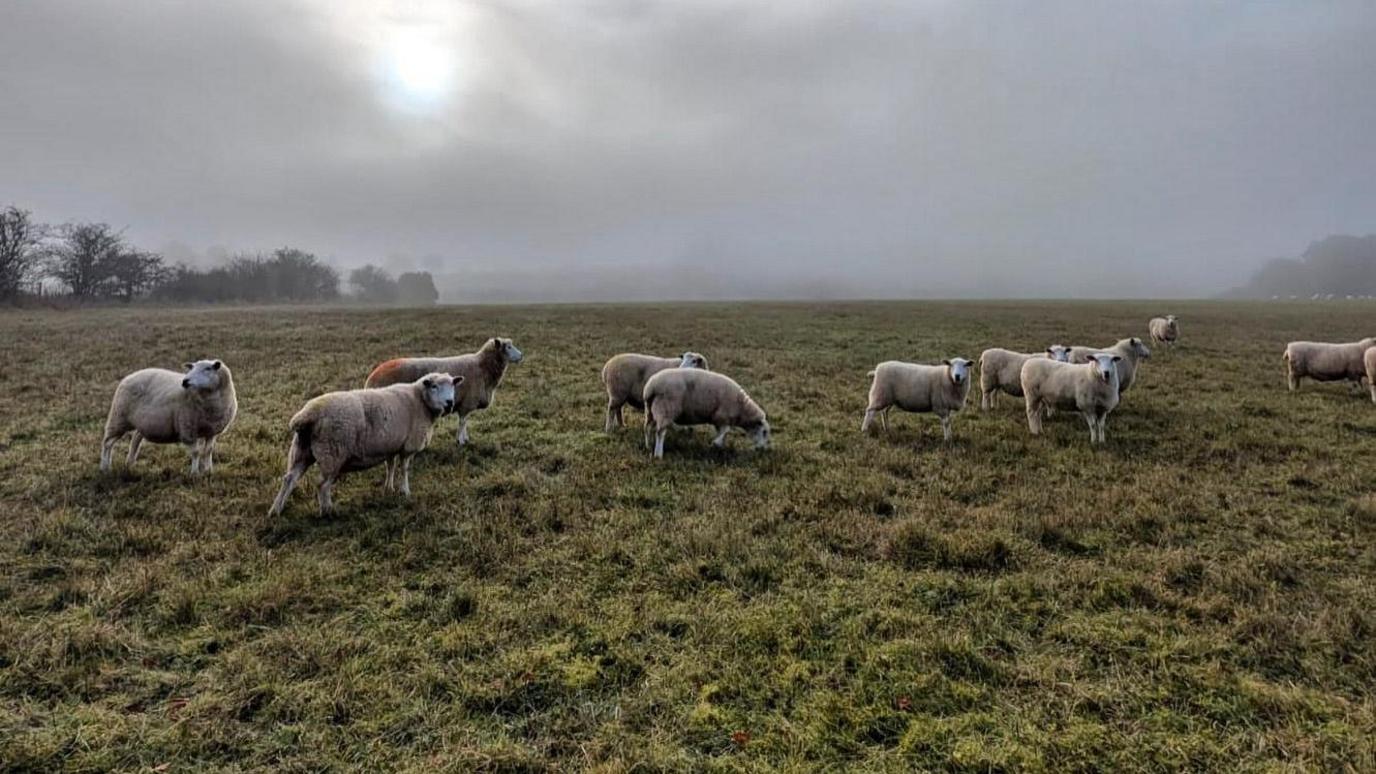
[{"left": 1, "top": 301, "right": 1374, "bottom": 771}]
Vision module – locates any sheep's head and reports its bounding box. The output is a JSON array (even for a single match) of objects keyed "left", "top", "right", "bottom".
[
  {"left": 490, "top": 337, "right": 524, "bottom": 364},
  {"left": 679, "top": 351, "right": 709, "bottom": 370},
  {"left": 1046, "top": 345, "right": 1071, "bottom": 362},
  {"left": 1129, "top": 337, "right": 1152, "bottom": 359},
  {"left": 181, "top": 359, "right": 225, "bottom": 391},
  {"left": 419, "top": 373, "right": 459, "bottom": 415},
  {"left": 942, "top": 358, "right": 973, "bottom": 385},
  {"left": 747, "top": 418, "right": 771, "bottom": 449},
  {"left": 1089, "top": 353, "right": 1121, "bottom": 383}
]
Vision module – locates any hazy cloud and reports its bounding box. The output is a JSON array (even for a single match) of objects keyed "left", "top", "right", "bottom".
[{"left": 2, "top": 0, "right": 1373, "bottom": 299}]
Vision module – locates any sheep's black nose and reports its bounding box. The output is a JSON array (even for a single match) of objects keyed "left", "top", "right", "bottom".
[
  {"left": 444, "top": 399, "right": 454, "bottom": 410},
  {"left": 181, "top": 379, "right": 190, "bottom": 388}
]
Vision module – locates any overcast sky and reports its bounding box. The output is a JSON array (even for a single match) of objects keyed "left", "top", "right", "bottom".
[{"left": 2, "top": 1, "right": 1373, "bottom": 299}]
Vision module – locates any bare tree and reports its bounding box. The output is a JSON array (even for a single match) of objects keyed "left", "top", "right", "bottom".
[
  {"left": 349, "top": 264, "right": 397, "bottom": 303},
  {"left": 106, "top": 249, "right": 168, "bottom": 301},
  {"left": 0, "top": 205, "right": 46, "bottom": 299},
  {"left": 47, "top": 222, "right": 124, "bottom": 298}
]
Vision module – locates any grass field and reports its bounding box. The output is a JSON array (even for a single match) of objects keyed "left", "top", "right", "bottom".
[{"left": 2, "top": 300, "right": 1374, "bottom": 771}]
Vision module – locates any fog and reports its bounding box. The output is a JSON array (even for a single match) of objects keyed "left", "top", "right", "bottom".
[{"left": 2, "top": 1, "right": 1374, "bottom": 301}]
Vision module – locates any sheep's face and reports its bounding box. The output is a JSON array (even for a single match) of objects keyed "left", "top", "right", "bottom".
[
  {"left": 1046, "top": 345, "right": 1071, "bottom": 362},
  {"left": 420, "top": 373, "right": 459, "bottom": 415},
  {"left": 181, "top": 360, "right": 225, "bottom": 391},
  {"left": 493, "top": 337, "right": 524, "bottom": 364},
  {"left": 943, "top": 358, "right": 973, "bottom": 385},
  {"left": 749, "top": 419, "right": 771, "bottom": 449},
  {"left": 679, "top": 352, "right": 709, "bottom": 370},
  {"left": 1130, "top": 337, "right": 1152, "bottom": 359},
  {"left": 1090, "top": 353, "right": 1121, "bottom": 383}
]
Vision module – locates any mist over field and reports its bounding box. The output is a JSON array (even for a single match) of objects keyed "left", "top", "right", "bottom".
[{"left": 3, "top": 1, "right": 1375, "bottom": 301}]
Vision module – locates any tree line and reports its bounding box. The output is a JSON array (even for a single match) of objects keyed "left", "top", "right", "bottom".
[{"left": 0, "top": 205, "right": 437, "bottom": 305}]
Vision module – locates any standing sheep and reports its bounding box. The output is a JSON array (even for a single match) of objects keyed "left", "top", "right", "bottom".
[
  {"left": 1020, "top": 353, "right": 1121, "bottom": 443},
  {"left": 600, "top": 351, "right": 708, "bottom": 432},
  {"left": 1284, "top": 338, "right": 1376, "bottom": 392},
  {"left": 1367, "top": 347, "right": 1376, "bottom": 403},
  {"left": 862, "top": 358, "right": 973, "bottom": 441},
  {"left": 267, "top": 373, "right": 459, "bottom": 517},
  {"left": 641, "top": 369, "right": 769, "bottom": 459},
  {"left": 1148, "top": 315, "right": 1179, "bottom": 349},
  {"left": 977, "top": 346, "right": 1071, "bottom": 410},
  {"left": 365, "top": 337, "right": 523, "bottom": 446},
  {"left": 1067, "top": 337, "right": 1151, "bottom": 394},
  {"left": 100, "top": 359, "right": 237, "bottom": 475}
]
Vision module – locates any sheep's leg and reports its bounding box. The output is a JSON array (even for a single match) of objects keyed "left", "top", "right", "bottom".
[
  {"left": 643, "top": 416, "right": 655, "bottom": 450},
  {"left": 188, "top": 439, "right": 204, "bottom": 475},
  {"left": 1097, "top": 414, "right": 1109, "bottom": 443},
  {"left": 456, "top": 415, "right": 471, "bottom": 446},
  {"left": 653, "top": 428, "right": 668, "bottom": 459},
  {"left": 1286, "top": 368, "right": 1298, "bottom": 392},
  {"left": 201, "top": 438, "right": 215, "bottom": 473},
  {"left": 605, "top": 401, "right": 623, "bottom": 433},
  {"left": 711, "top": 426, "right": 729, "bottom": 448},
  {"left": 125, "top": 432, "right": 143, "bottom": 466},
  {"left": 317, "top": 473, "right": 338, "bottom": 515},
  {"left": 881, "top": 408, "right": 891, "bottom": 432},
  {"left": 399, "top": 454, "right": 414, "bottom": 497},
  {"left": 1025, "top": 397, "right": 1043, "bottom": 435},
  {"left": 382, "top": 456, "right": 396, "bottom": 491},
  {"left": 268, "top": 459, "right": 310, "bottom": 517},
  {"left": 1369, "top": 381, "right": 1376, "bottom": 404},
  {"left": 940, "top": 414, "right": 952, "bottom": 442}
]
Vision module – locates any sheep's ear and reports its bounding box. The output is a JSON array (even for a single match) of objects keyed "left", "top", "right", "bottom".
[
  {"left": 183, "top": 362, "right": 195, "bottom": 371},
  {"left": 1112, "top": 355, "right": 1123, "bottom": 362},
  {"left": 422, "top": 377, "right": 433, "bottom": 388},
  {"left": 211, "top": 360, "right": 222, "bottom": 370},
  {"left": 942, "top": 359, "right": 951, "bottom": 366},
  {"left": 454, "top": 375, "right": 465, "bottom": 384}
]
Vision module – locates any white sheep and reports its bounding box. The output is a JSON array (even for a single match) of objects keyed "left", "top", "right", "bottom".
[
  {"left": 100, "top": 359, "right": 237, "bottom": 475},
  {"left": 1148, "top": 315, "right": 1179, "bottom": 349},
  {"left": 1021, "top": 353, "right": 1121, "bottom": 443},
  {"left": 977, "top": 346, "right": 1071, "bottom": 410},
  {"left": 1367, "top": 347, "right": 1376, "bottom": 403},
  {"left": 365, "top": 337, "right": 523, "bottom": 446},
  {"left": 862, "top": 358, "right": 973, "bottom": 441},
  {"left": 1284, "top": 338, "right": 1376, "bottom": 392},
  {"left": 1067, "top": 337, "right": 1151, "bottom": 394},
  {"left": 600, "top": 351, "right": 708, "bottom": 432},
  {"left": 267, "top": 373, "right": 459, "bottom": 516},
  {"left": 641, "top": 369, "right": 769, "bottom": 459}
]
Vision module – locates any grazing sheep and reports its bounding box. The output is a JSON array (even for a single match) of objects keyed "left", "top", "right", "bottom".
[
  {"left": 1067, "top": 337, "right": 1151, "bottom": 394},
  {"left": 100, "top": 359, "right": 237, "bottom": 475},
  {"left": 600, "top": 351, "right": 708, "bottom": 432},
  {"left": 641, "top": 369, "right": 769, "bottom": 459},
  {"left": 1021, "top": 353, "right": 1121, "bottom": 443},
  {"left": 977, "top": 346, "right": 1071, "bottom": 410},
  {"left": 1148, "top": 315, "right": 1180, "bottom": 349},
  {"left": 267, "top": 373, "right": 459, "bottom": 516},
  {"left": 1284, "top": 338, "right": 1376, "bottom": 392},
  {"left": 862, "top": 358, "right": 973, "bottom": 441},
  {"left": 365, "top": 337, "right": 523, "bottom": 446}
]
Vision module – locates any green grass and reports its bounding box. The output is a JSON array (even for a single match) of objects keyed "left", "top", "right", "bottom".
[{"left": 1, "top": 300, "right": 1374, "bottom": 771}]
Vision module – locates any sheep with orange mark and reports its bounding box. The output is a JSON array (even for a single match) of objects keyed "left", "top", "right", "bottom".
[
  {"left": 100, "top": 359, "right": 237, "bottom": 474},
  {"left": 268, "top": 373, "right": 459, "bottom": 516},
  {"left": 365, "top": 337, "right": 523, "bottom": 446}
]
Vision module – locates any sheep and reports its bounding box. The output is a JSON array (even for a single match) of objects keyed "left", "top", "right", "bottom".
[
  {"left": 977, "top": 345, "right": 1071, "bottom": 410},
  {"left": 1367, "top": 347, "right": 1376, "bottom": 403},
  {"left": 365, "top": 337, "right": 523, "bottom": 446},
  {"left": 862, "top": 358, "right": 973, "bottom": 441},
  {"left": 641, "top": 369, "right": 769, "bottom": 459},
  {"left": 100, "top": 359, "right": 237, "bottom": 475},
  {"left": 1148, "top": 315, "right": 1179, "bottom": 349},
  {"left": 1020, "top": 353, "right": 1121, "bottom": 443},
  {"left": 1283, "top": 338, "right": 1376, "bottom": 392},
  {"left": 267, "top": 373, "right": 459, "bottom": 517},
  {"left": 1067, "top": 337, "right": 1151, "bottom": 394},
  {"left": 600, "top": 351, "right": 708, "bottom": 432}
]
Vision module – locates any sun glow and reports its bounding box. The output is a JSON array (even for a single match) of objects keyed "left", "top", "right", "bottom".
[{"left": 381, "top": 28, "right": 456, "bottom": 112}]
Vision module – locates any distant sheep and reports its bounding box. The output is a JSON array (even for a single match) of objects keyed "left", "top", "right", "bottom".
[
  {"left": 1068, "top": 337, "right": 1151, "bottom": 394},
  {"left": 267, "top": 373, "right": 459, "bottom": 516},
  {"left": 1020, "top": 353, "right": 1121, "bottom": 443},
  {"left": 862, "top": 358, "right": 973, "bottom": 441},
  {"left": 977, "top": 346, "right": 1071, "bottom": 410},
  {"left": 100, "top": 360, "right": 237, "bottom": 475},
  {"left": 1284, "top": 338, "right": 1376, "bottom": 392},
  {"left": 600, "top": 351, "right": 708, "bottom": 432},
  {"left": 1366, "top": 347, "right": 1376, "bottom": 403},
  {"left": 641, "top": 369, "right": 769, "bottom": 459},
  {"left": 1148, "top": 315, "right": 1179, "bottom": 349},
  {"left": 366, "top": 337, "right": 523, "bottom": 446}
]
